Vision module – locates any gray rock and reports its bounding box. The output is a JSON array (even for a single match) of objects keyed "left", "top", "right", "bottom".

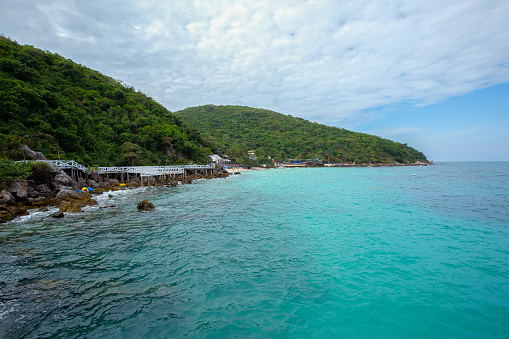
[
  {"left": 27, "top": 186, "right": 35, "bottom": 198},
  {"left": 56, "top": 188, "right": 80, "bottom": 201},
  {"left": 109, "top": 179, "right": 119, "bottom": 186},
  {"left": 34, "top": 184, "right": 52, "bottom": 195},
  {"left": 9, "top": 181, "right": 28, "bottom": 200},
  {"left": 50, "top": 211, "right": 64, "bottom": 218},
  {"left": 53, "top": 172, "right": 72, "bottom": 187},
  {"left": 0, "top": 190, "right": 16, "bottom": 205},
  {"left": 22, "top": 145, "right": 47, "bottom": 161},
  {"left": 48, "top": 163, "right": 62, "bottom": 175},
  {"left": 87, "top": 180, "right": 99, "bottom": 188}
]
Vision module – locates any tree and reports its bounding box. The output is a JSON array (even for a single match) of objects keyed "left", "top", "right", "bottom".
[{"left": 120, "top": 142, "right": 143, "bottom": 166}]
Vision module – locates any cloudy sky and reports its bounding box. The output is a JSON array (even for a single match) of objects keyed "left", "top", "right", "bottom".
[{"left": 1, "top": 0, "right": 508, "bottom": 160}]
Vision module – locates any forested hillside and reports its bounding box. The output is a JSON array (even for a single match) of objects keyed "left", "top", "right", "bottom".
[
  {"left": 0, "top": 36, "right": 213, "bottom": 166},
  {"left": 177, "top": 105, "right": 428, "bottom": 164}
]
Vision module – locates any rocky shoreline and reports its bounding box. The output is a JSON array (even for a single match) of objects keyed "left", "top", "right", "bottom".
[{"left": 0, "top": 147, "right": 231, "bottom": 223}]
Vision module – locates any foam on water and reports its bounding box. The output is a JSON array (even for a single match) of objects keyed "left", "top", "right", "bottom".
[{"left": 1, "top": 163, "right": 508, "bottom": 338}]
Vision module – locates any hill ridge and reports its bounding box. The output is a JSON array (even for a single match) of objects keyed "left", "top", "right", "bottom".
[{"left": 176, "top": 104, "right": 427, "bottom": 165}]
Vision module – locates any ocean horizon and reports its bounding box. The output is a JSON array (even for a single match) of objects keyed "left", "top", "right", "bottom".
[{"left": 1, "top": 161, "right": 508, "bottom": 338}]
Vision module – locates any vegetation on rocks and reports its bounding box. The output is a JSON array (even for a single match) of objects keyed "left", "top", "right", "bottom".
[{"left": 0, "top": 159, "right": 32, "bottom": 187}]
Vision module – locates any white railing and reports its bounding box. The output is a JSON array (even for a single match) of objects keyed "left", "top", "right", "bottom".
[
  {"left": 46, "top": 160, "right": 88, "bottom": 173},
  {"left": 95, "top": 164, "right": 214, "bottom": 176},
  {"left": 17, "top": 160, "right": 214, "bottom": 176},
  {"left": 16, "top": 159, "right": 89, "bottom": 173},
  {"left": 96, "top": 166, "right": 185, "bottom": 176}
]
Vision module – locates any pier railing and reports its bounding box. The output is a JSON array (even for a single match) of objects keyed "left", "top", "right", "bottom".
[
  {"left": 95, "top": 164, "right": 214, "bottom": 177},
  {"left": 16, "top": 160, "right": 214, "bottom": 177},
  {"left": 16, "top": 159, "right": 90, "bottom": 173}
]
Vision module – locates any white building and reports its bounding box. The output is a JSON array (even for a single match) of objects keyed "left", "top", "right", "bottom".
[{"left": 208, "top": 154, "right": 231, "bottom": 166}]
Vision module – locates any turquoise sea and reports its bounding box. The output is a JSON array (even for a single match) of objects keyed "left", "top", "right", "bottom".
[{"left": 1, "top": 162, "right": 509, "bottom": 338}]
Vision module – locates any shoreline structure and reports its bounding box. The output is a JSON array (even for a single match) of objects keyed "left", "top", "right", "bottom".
[
  {"left": 0, "top": 147, "right": 230, "bottom": 223},
  {"left": 1, "top": 146, "right": 431, "bottom": 223}
]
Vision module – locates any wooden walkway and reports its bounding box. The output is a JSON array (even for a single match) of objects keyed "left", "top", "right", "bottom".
[
  {"left": 95, "top": 164, "right": 213, "bottom": 176},
  {"left": 19, "top": 160, "right": 213, "bottom": 175},
  {"left": 18, "top": 160, "right": 215, "bottom": 186}
]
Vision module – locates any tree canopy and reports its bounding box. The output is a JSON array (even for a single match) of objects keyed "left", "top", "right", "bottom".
[
  {"left": 176, "top": 105, "right": 428, "bottom": 164},
  {"left": 0, "top": 36, "right": 427, "bottom": 167},
  {"left": 0, "top": 36, "right": 213, "bottom": 166}
]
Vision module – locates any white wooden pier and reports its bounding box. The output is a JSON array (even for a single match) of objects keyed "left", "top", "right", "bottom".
[{"left": 18, "top": 160, "right": 216, "bottom": 187}]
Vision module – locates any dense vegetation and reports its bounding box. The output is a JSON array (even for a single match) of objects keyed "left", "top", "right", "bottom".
[
  {"left": 0, "top": 159, "right": 32, "bottom": 187},
  {"left": 177, "top": 105, "right": 428, "bottom": 164},
  {"left": 0, "top": 36, "right": 213, "bottom": 166},
  {"left": 0, "top": 36, "right": 427, "bottom": 168}
]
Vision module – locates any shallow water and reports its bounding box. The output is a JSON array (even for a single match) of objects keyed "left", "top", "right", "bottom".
[{"left": 1, "top": 162, "right": 508, "bottom": 338}]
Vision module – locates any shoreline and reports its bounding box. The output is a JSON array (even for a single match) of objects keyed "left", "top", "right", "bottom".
[
  {"left": 224, "top": 161, "right": 432, "bottom": 171},
  {"left": 1, "top": 169, "right": 233, "bottom": 223}
]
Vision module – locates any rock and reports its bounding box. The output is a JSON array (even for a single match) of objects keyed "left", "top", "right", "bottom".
[
  {"left": 59, "top": 201, "right": 82, "bottom": 213},
  {"left": 48, "top": 163, "right": 62, "bottom": 175},
  {"left": 27, "top": 186, "right": 35, "bottom": 198},
  {"left": 50, "top": 211, "right": 64, "bottom": 218},
  {"left": 56, "top": 188, "right": 97, "bottom": 212},
  {"left": 56, "top": 188, "right": 81, "bottom": 201},
  {"left": 53, "top": 172, "right": 72, "bottom": 187},
  {"left": 87, "top": 180, "right": 100, "bottom": 188},
  {"left": 29, "top": 196, "right": 54, "bottom": 208},
  {"left": 0, "top": 210, "right": 14, "bottom": 223},
  {"left": 0, "top": 190, "right": 16, "bottom": 205},
  {"left": 0, "top": 205, "right": 29, "bottom": 223},
  {"left": 108, "top": 179, "right": 119, "bottom": 186},
  {"left": 34, "top": 184, "right": 52, "bottom": 195},
  {"left": 137, "top": 199, "right": 155, "bottom": 211},
  {"left": 22, "top": 145, "right": 47, "bottom": 161},
  {"left": 9, "top": 180, "right": 29, "bottom": 200}
]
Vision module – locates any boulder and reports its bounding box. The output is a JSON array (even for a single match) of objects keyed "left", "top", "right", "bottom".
[
  {"left": 137, "top": 199, "right": 155, "bottom": 211},
  {"left": 0, "top": 204, "right": 29, "bottom": 223},
  {"left": 108, "top": 179, "right": 120, "bottom": 186},
  {"left": 0, "top": 210, "right": 14, "bottom": 223},
  {"left": 50, "top": 211, "right": 64, "bottom": 218},
  {"left": 87, "top": 180, "right": 100, "bottom": 188},
  {"left": 53, "top": 172, "right": 72, "bottom": 187},
  {"left": 9, "top": 180, "right": 28, "bottom": 200},
  {"left": 56, "top": 188, "right": 97, "bottom": 211},
  {"left": 34, "top": 184, "right": 52, "bottom": 195},
  {"left": 59, "top": 201, "right": 82, "bottom": 213},
  {"left": 27, "top": 186, "right": 35, "bottom": 198},
  {"left": 0, "top": 190, "right": 16, "bottom": 205},
  {"left": 22, "top": 145, "right": 47, "bottom": 161},
  {"left": 56, "top": 188, "right": 81, "bottom": 201}
]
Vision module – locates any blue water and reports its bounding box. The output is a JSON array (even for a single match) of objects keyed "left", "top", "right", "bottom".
[{"left": 1, "top": 162, "right": 508, "bottom": 338}]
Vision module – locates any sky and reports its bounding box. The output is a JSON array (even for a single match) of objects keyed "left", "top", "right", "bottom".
[{"left": 1, "top": 0, "right": 508, "bottom": 161}]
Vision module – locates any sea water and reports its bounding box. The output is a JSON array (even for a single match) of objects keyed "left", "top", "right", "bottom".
[{"left": 1, "top": 162, "right": 508, "bottom": 338}]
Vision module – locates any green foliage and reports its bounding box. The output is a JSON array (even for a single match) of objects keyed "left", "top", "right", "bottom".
[
  {"left": 0, "top": 159, "right": 32, "bottom": 185},
  {"left": 0, "top": 36, "right": 213, "bottom": 166},
  {"left": 176, "top": 105, "right": 428, "bottom": 164},
  {"left": 28, "top": 161, "right": 51, "bottom": 184}
]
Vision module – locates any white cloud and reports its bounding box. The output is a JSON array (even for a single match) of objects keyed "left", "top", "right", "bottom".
[{"left": 1, "top": 0, "right": 509, "bottom": 126}]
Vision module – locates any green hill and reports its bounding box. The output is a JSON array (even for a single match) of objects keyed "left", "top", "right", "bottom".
[
  {"left": 0, "top": 36, "right": 213, "bottom": 166},
  {"left": 176, "top": 105, "right": 428, "bottom": 165}
]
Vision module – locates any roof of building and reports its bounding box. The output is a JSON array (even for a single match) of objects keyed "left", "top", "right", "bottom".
[{"left": 209, "top": 154, "right": 222, "bottom": 161}]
